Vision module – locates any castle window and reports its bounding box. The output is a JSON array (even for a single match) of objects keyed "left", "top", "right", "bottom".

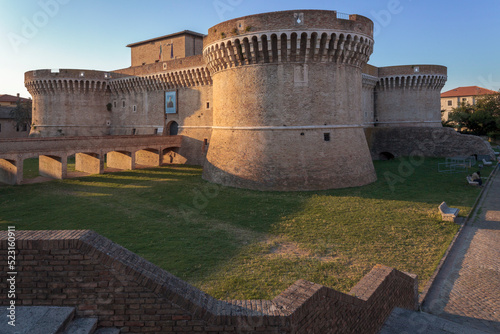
[
  {"left": 133, "top": 105, "right": 137, "bottom": 112},
  {"left": 132, "top": 128, "right": 136, "bottom": 135},
  {"left": 0, "top": 123, "right": 2, "bottom": 132},
  {"left": 122, "top": 100, "right": 126, "bottom": 108},
  {"left": 113, "top": 101, "right": 117, "bottom": 108},
  {"left": 206, "top": 102, "right": 210, "bottom": 109},
  {"left": 324, "top": 133, "right": 330, "bottom": 142},
  {"left": 448, "top": 100, "right": 452, "bottom": 106}
]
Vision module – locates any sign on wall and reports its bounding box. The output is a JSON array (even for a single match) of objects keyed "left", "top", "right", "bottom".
[{"left": 165, "top": 91, "right": 177, "bottom": 114}]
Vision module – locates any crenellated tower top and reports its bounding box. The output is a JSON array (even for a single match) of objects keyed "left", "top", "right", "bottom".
[{"left": 203, "top": 10, "right": 374, "bottom": 75}]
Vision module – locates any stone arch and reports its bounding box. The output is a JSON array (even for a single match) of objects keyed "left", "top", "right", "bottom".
[
  {"left": 309, "top": 32, "right": 318, "bottom": 61},
  {"left": 299, "top": 32, "right": 308, "bottom": 62},
  {"left": 379, "top": 152, "right": 395, "bottom": 160},
  {"left": 327, "top": 33, "right": 337, "bottom": 60},
  {"left": 251, "top": 36, "right": 260, "bottom": 64},
  {"left": 261, "top": 34, "right": 270, "bottom": 63},
  {"left": 280, "top": 33, "right": 288, "bottom": 62},
  {"left": 234, "top": 39, "right": 244, "bottom": 64},
  {"left": 290, "top": 33, "right": 298, "bottom": 62},
  {"left": 318, "top": 33, "right": 328, "bottom": 61},
  {"left": 242, "top": 37, "right": 251, "bottom": 64},
  {"left": 270, "top": 34, "right": 278, "bottom": 63}
]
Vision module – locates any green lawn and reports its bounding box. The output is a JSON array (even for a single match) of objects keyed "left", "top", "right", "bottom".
[{"left": 0, "top": 158, "right": 493, "bottom": 300}]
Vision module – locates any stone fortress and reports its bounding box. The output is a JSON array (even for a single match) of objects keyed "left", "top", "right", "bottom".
[{"left": 24, "top": 10, "right": 494, "bottom": 191}]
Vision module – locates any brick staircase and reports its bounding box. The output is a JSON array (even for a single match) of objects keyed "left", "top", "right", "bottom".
[{"left": 0, "top": 306, "right": 120, "bottom": 334}]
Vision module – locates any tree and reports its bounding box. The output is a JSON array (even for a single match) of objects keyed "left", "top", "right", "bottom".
[
  {"left": 9, "top": 98, "right": 32, "bottom": 131},
  {"left": 447, "top": 92, "right": 500, "bottom": 139}
]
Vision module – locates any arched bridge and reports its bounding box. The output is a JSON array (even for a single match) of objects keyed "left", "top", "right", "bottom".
[{"left": 0, "top": 135, "right": 182, "bottom": 185}]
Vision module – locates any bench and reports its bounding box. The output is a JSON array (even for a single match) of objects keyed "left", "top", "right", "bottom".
[
  {"left": 482, "top": 158, "right": 493, "bottom": 166},
  {"left": 439, "top": 201, "right": 460, "bottom": 222},
  {"left": 466, "top": 176, "right": 479, "bottom": 186}
]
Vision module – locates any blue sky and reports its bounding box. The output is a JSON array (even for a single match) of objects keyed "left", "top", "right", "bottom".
[{"left": 1, "top": 0, "right": 499, "bottom": 98}]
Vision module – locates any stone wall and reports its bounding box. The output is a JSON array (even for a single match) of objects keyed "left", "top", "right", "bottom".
[
  {"left": 0, "top": 230, "right": 417, "bottom": 333},
  {"left": 367, "top": 127, "right": 496, "bottom": 160}
]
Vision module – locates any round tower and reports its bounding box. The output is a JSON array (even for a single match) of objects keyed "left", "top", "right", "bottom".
[
  {"left": 25, "top": 69, "right": 116, "bottom": 137},
  {"left": 202, "top": 10, "right": 377, "bottom": 191},
  {"left": 374, "top": 65, "right": 447, "bottom": 127}
]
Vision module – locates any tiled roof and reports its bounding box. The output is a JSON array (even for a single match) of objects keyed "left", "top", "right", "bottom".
[
  {"left": 441, "top": 86, "right": 498, "bottom": 98},
  {"left": 0, "top": 94, "right": 31, "bottom": 103}
]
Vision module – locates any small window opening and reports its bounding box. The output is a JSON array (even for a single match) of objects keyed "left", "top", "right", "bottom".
[
  {"left": 206, "top": 102, "right": 210, "bottom": 109},
  {"left": 324, "top": 133, "right": 330, "bottom": 142},
  {"left": 132, "top": 128, "right": 136, "bottom": 135},
  {"left": 122, "top": 100, "right": 126, "bottom": 108}
]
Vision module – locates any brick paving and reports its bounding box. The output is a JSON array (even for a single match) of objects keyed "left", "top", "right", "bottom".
[{"left": 422, "top": 166, "right": 500, "bottom": 333}]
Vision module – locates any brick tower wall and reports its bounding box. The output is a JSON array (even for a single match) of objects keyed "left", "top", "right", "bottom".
[{"left": 202, "top": 10, "right": 378, "bottom": 191}]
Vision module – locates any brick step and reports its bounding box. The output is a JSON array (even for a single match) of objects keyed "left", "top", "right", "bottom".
[
  {"left": 0, "top": 306, "right": 120, "bottom": 334},
  {"left": 379, "top": 307, "right": 490, "bottom": 334},
  {"left": 0, "top": 306, "right": 75, "bottom": 334},
  {"left": 61, "top": 317, "right": 98, "bottom": 334}
]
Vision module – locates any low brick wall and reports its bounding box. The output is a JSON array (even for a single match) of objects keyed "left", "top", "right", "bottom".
[
  {"left": 0, "top": 230, "right": 417, "bottom": 333},
  {"left": 367, "top": 127, "right": 496, "bottom": 160}
]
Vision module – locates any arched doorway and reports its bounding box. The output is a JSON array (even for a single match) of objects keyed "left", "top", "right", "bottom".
[{"left": 167, "top": 121, "right": 178, "bottom": 135}]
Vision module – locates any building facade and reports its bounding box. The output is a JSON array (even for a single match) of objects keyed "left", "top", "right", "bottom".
[
  {"left": 441, "top": 86, "right": 498, "bottom": 121},
  {"left": 0, "top": 94, "right": 31, "bottom": 138},
  {"left": 24, "top": 10, "right": 494, "bottom": 190}
]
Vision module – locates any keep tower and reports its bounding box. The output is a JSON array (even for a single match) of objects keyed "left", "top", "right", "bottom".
[{"left": 202, "top": 10, "right": 377, "bottom": 191}]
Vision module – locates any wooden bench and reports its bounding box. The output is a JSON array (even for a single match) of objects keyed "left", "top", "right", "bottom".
[
  {"left": 466, "top": 176, "right": 479, "bottom": 186},
  {"left": 439, "top": 201, "right": 460, "bottom": 222}
]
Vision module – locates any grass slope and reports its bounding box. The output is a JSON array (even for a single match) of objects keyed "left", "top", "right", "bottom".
[{"left": 0, "top": 158, "right": 491, "bottom": 300}]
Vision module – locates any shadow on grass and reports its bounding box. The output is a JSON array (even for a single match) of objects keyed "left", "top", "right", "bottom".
[{"left": 0, "top": 158, "right": 493, "bottom": 299}]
